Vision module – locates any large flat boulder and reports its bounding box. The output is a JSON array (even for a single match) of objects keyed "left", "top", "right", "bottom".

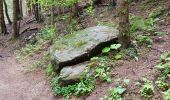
[{"left": 50, "top": 26, "right": 118, "bottom": 69}]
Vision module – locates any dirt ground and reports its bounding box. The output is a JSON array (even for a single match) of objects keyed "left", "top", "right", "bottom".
[
  {"left": 0, "top": 37, "right": 55, "bottom": 100},
  {"left": 86, "top": 34, "right": 170, "bottom": 100},
  {"left": 0, "top": 1, "right": 169, "bottom": 100}
]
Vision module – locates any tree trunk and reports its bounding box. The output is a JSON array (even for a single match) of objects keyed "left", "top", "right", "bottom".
[
  {"left": 16, "top": 0, "right": 22, "bottom": 20},
  {"left": 51, "top": 5, "right": 55, "bottom": 25},
  {"left": 13, "top": 0, "right": 20, "bottom": 38},
  {"left": 117, "top": 0, "right": 131, "bottom": 48},
  {"left": 34, "top": 0, "right": 41, "bottom": 22},
  {"left": 19, "top": 0, "right": 23, "bottom": 18},
  {"left": 73, "top": 3, "right": 79, "bottom": 17},
  {"left": 3, "top": 0, "right": 12, "bottom": 25},
  {"left": 0, "top": 0, "right": 7, "bottom": 34}
]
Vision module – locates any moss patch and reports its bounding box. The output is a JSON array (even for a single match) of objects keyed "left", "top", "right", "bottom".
[{"left": 53, "top": 30, "right": 90, "bottom": 50}]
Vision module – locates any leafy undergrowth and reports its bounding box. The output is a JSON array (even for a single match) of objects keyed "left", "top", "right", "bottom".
[
  {"left": 15, "top": 26, "right": 56, "bottom": 61},
  {"left": 14, "top": 26, "right": 56, "bottom": 72},
  {"left": 47, "top": 44, "right": 122, "bottom": 99},
  {"left": 155, "top": 52, "right": 170, "bottom": 100},
  {"left": 139, "top": 51, "right": 170, "bottom": 100}
]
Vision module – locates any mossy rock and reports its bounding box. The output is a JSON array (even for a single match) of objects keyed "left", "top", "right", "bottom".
[{"left": 50, "top": 26, "right": 118, "bottom": 69}]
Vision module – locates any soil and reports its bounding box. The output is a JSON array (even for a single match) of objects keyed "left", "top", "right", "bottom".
[
  {"left": 0, "top": 1, "right": 169, "bottom": 100},
  {"left": 0, "top": 35, "right": 56, "bottom": 100},
  {"left": 86, "top": 33, "right": 170, "bottom": 100}
]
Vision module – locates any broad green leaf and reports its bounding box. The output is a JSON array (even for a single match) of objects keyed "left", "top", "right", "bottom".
[
  {"left": 115, "top": 54, "right": 122, "bottom": 60},
  {"left": 102, "top": 47, "right": 111, "bottom": 53},
  {"left": 110, "top": 44, "right": 122, "bottom": 50}
]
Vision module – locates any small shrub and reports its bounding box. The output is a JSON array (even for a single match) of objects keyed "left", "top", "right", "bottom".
[
  {"left": 163, "top": 89, "right": 170, "bottom": 100},
  {"left": 156, "top": 52, "right": 170, "bottom": 80},
  {"left": 51, "top": 72, "right": 95, "bottom": 99},
  {"left": 140, "top": 79, "right": 154, "bottom": 99},
  {"left": 100, "top": 86, "right": 126, "bottom": 100},
  {"left": 46, "top": 63, "right": 56, "bottom": 76},
  {"left": 136, "top": 35, "right": 153, "bottom": 48},
  {"left": 91, "top": 56, "right": 112, "bottom": 83},
  {"left": 154, "top": 31, "right": 166, "bottom": 36},
  {"left": 156, "top": 80, "right": 169, "bottom": 91}
]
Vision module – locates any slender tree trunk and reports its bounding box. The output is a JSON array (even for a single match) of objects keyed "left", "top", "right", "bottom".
[
  {"left": 13, "top": 0, "right": 20, "bottom": 38},
  {"left": 34, "top": 0, "right": 41, "bottom": 22},
  {"left": 112, "top": 0, "right": 117, "bottom": 7},
  {"left": 16, "top": 0, "right": 22, "bottom": 20},
  {"left": 51, "top": 6, "right": 55, "bottom": 25},
  {"left": 117, "top": 0, "right": 131, "bottom": 48},
  {"left": 3, "top": 0, "right": 12, "bottom": 25},
  {"left": 19, "top": 0, "right": 23, "bottom": 18},
  {"left": 0, "top": 0, "right": 7, "bottom": 35},
  {"left": 73, "top": 3, "right": 79, "bottom": 17}
]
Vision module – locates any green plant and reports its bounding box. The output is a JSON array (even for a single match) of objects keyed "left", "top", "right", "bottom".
[
  {"left": 85, "top": 3, "right": 94, "bottom": 16},
  {"left": 46, "top": 63, "right": 56, "bottom": 76},
  {"left": 51, "top": 71, "right": 95, "bottom": 99},
  {"left": 154, "top": 31, "right": 166, "bottom": 36},
  {"left": 102, "top": 43, "right": 122, "bottom": 54},
  {"left": 41, "top": 26, "right": 56, "bottom": 41},
  {"left": 91, "top": 56, "right": 112, "bottom": 83},
  {"left": 110, "top": 44, "right": 122, "bottom": 50},
  {"left": 130, "top": 16, "right": 146, "bottom": 32},
  {"left": 156, "top": 80, "right": 169, "bottom": 91},
  {"left": 130, "top": 14, "right": 159, "bottom": 33},
  {"left": 100, "top": 86, "right": 126, "bottom": 100},
  {"left": 102, "top": 47, "right": 111, "bottom": 53},
  {"left": 75, "top": 75, "right": 95, "bottom": 96},
  {"left": 156, "top": 52, "right": 170, "bottom": 80},
  {"left": 125, "top": 47, "right": 138, "bottom": 60},
  {"left": 163, "top": 89, "right": 170, "bottom": 100},
  {"left": 102, "top": 44, "right": 122, "bottom": 61},
  {"left": 136, "top": 34, "right": 153, "bottom": 48},
  {"left": 114, "top": 53, "right": 122, "bottom": 60},
  {"left": 148, "top": 11, "right": 161, "bottom": 19},
  {"left": 51, "top": 76, "right": 76, "bottom": 98},
  {"left": 140, "top": 78, "right": 154, "bottom": 99},
  {"left": 160, "top": 51, "right": 170, "bottom": 62},
  {"left": 95, "top": 66, "right": 111, "bottom": 83}
]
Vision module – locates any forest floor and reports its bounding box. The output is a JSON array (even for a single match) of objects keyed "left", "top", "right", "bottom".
[
  {"left": 0, "top": 1, "right": 170, "bottom": 100},
  {"left": 0, "top": 35, "right": 55, "bottom": 100}
]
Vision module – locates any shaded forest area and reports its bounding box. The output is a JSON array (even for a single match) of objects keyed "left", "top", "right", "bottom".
[{"left": 0, "top": 0, "right": 170, "bottom": 100}]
